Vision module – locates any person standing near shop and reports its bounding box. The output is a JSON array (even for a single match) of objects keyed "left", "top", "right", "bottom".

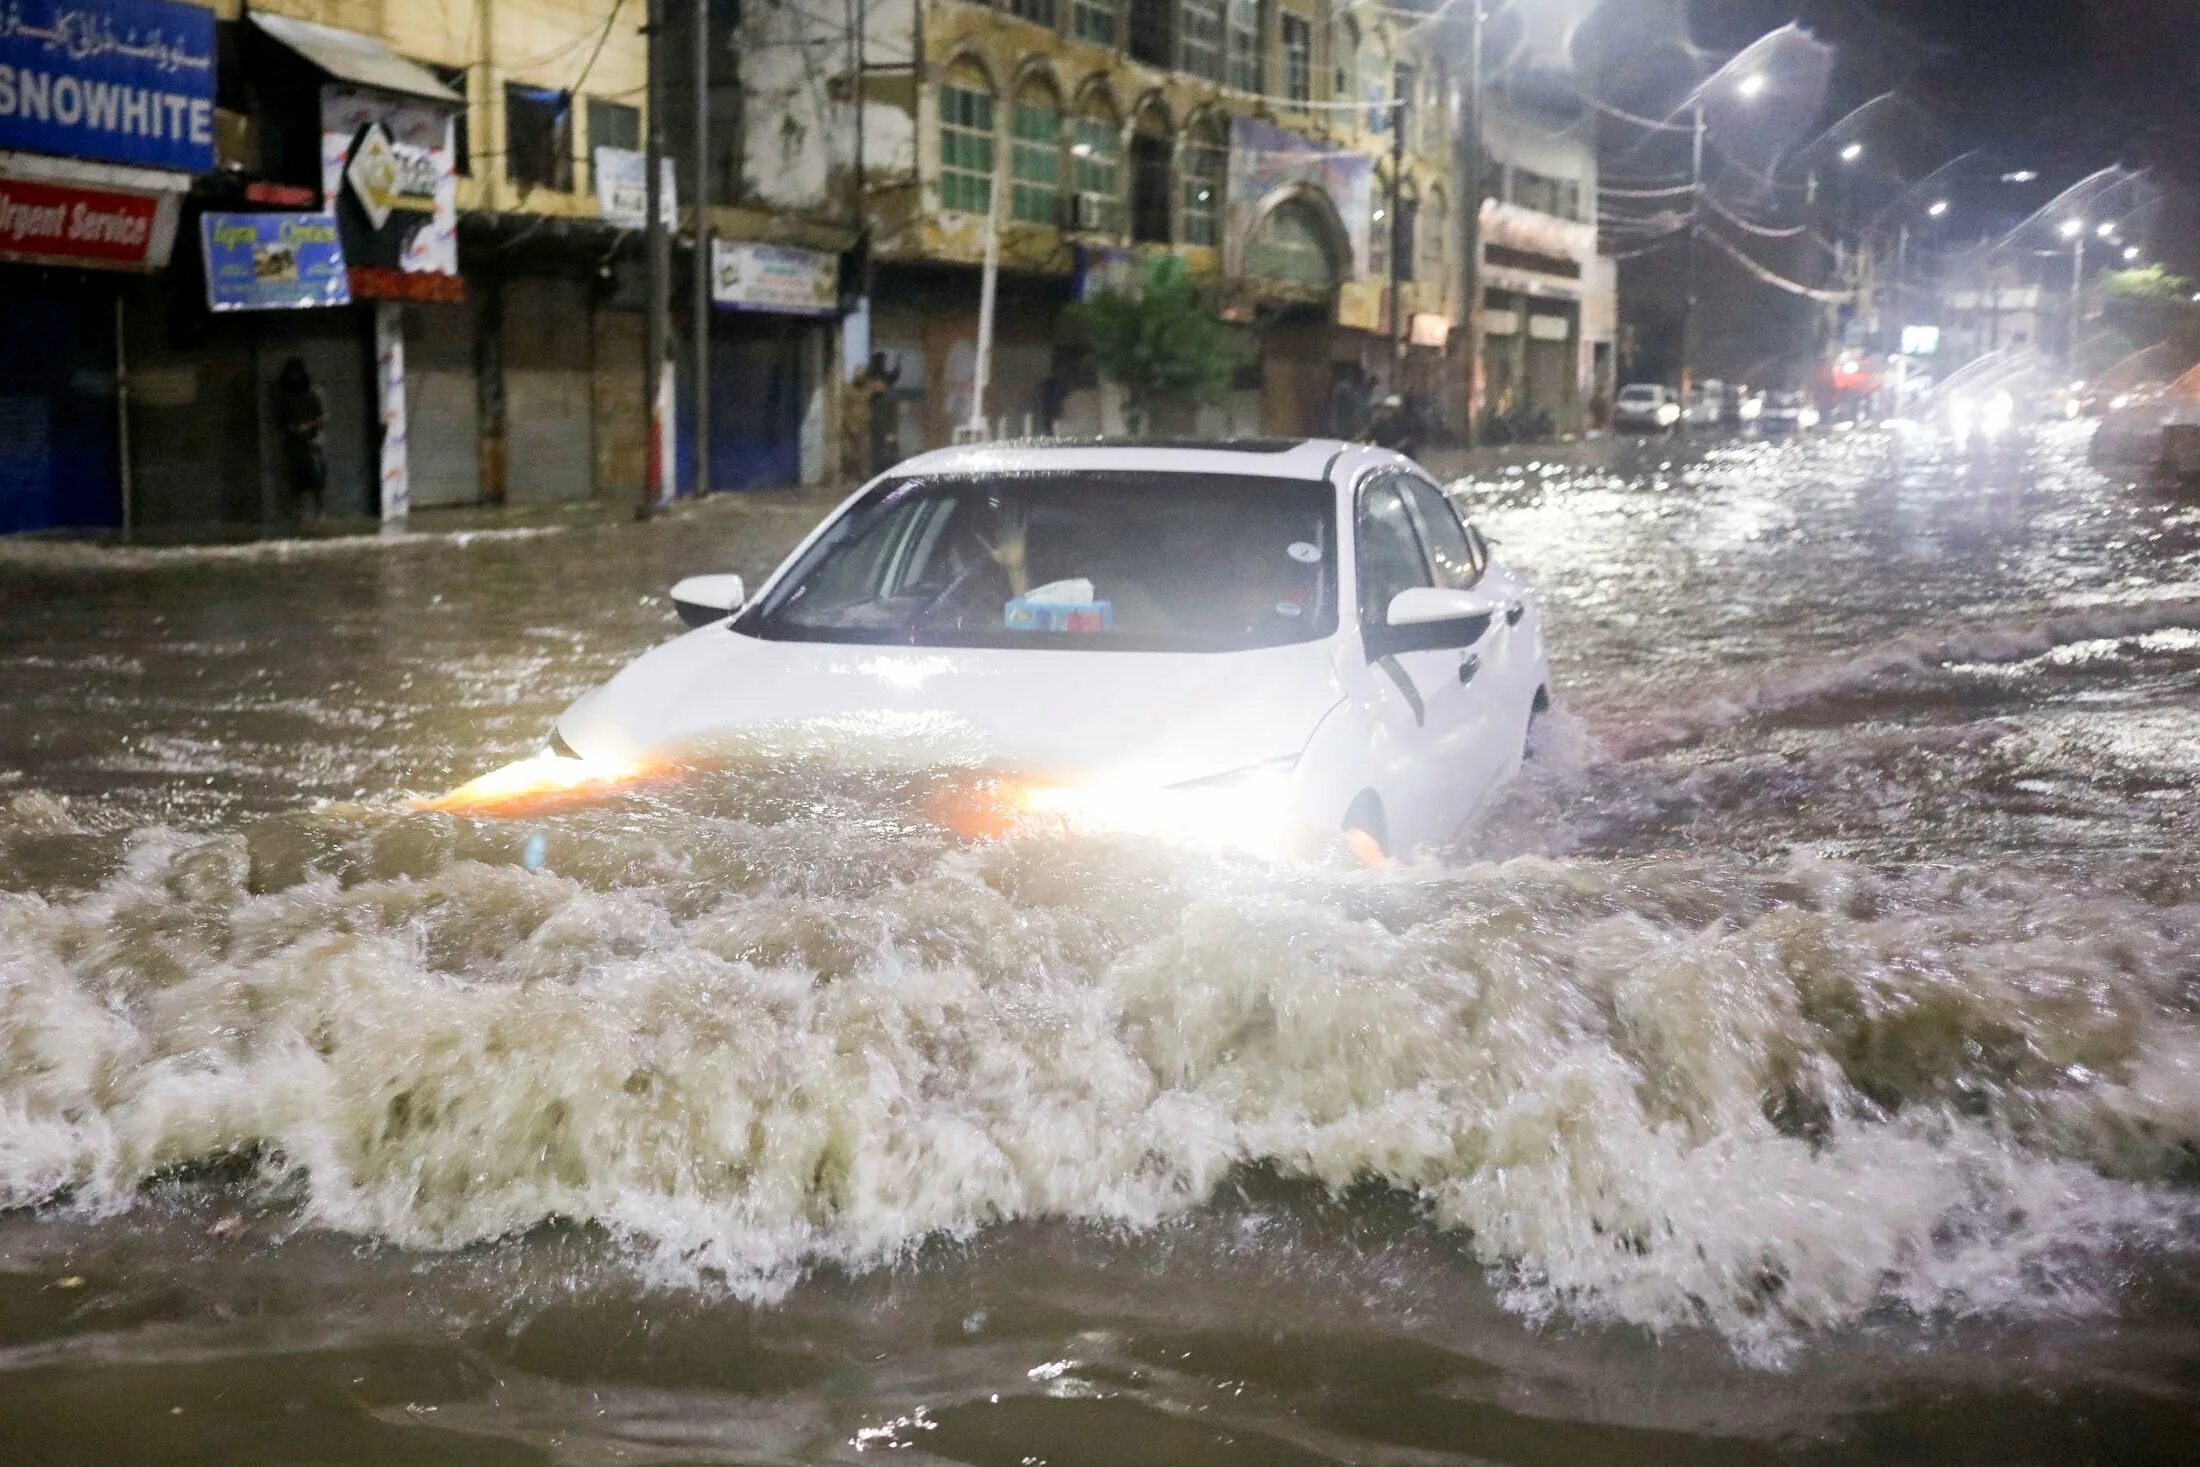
[{"left": 274, "top": 358, "right": 329, "bottom": 522}]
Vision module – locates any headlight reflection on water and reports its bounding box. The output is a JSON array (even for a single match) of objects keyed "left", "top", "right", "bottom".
[
  {"left": 931, "top": 760, "right": 1300, "bottom": 855},
  {"left": 416, "top": 751, "right": 645, "bottom": 813}
]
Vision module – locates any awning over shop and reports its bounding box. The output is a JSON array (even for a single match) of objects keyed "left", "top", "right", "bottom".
[{"left": 248, "top": 12, "right": 462, "bottom": 103}]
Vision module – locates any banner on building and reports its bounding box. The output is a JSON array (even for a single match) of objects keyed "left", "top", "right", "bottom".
[
  {"left": 592, "top": 147, "right": 676, "bottom": 230},
  {"left": 1226, "top": 118, "right": 1373, "bottom": 280},
  {"left": 1410, "top": 313, "right": 1451, "bottom": 348},
  {"left": 1336, "top": 280, "right": 1383, "bottom": 332},
  {"left": 0, "top": 0, "right": 215, "bottom": 173},
  {"left": 0, "top": 170, "right": 173, "bottom": 269},
  {"left": 320, "top": 86, "right": 456, "bottom": 284},
  {"left": 201, "top": 212, "right": 350, "bottom": 312},
  {"left": 711, "top": 239, "right": 837, "bottom": 317}
]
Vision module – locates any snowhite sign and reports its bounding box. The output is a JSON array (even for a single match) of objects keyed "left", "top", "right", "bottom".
[{"left": 0, "top": 0, "right": 217, "bottom": 172}]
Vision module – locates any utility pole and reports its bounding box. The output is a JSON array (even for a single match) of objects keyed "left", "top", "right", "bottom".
[
  {"left": 1387, "top": 88, "right": 1405, "bottom": 374},
  {"left": 1456, "top": 0, "right": 1484, "bottom": 444},
  {"left": 965, "top": 184, "right": 1000, "bottom": 440},
  {"left": 641, "top": 0, "right": 669, "bottom": 517},
  {"left": 690, "top": 0, "right": 711, "bottom": 496},
  {"left": 2069, "top": 230, "right": 2086, "bottom": 363},
  {"left": 1680, "top": 98, "right": 1704, "bottom": 398}
]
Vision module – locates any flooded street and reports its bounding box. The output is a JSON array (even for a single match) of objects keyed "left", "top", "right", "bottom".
[{"left": 3, "top": 424, "right": 2199, "bottom": 1464}]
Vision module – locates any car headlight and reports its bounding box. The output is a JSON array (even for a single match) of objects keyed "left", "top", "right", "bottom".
[
  {"left": 1657, "top": 403, "right": 1681, "bottom": 425},
  {"left": 934, "top": 756, "right": 1300, "bottom": 852}
]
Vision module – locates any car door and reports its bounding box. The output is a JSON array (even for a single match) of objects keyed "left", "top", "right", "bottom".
[{"left": 1393, "top": 474, "right": 1521, "bottom": 823}]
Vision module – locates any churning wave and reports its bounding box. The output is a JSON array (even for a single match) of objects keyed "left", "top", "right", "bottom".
[{"left": 3, "top": 761, "right": 2196, "bottom": 1364}]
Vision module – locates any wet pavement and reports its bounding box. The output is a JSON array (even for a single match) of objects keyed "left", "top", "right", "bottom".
[{"left": 2, "top": 423, "right": 2198, "bottom": 1464}]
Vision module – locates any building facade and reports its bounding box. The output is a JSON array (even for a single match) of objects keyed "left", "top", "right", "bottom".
[{"left": 0, "top": 0, "right": 1619, "bottom": 536}]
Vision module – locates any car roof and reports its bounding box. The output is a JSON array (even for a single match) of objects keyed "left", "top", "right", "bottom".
[{"left": 890, "top": 438, "right": 1353, "bottom": 482}]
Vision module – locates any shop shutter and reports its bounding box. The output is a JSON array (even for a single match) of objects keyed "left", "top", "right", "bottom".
[
  {"left": 503, "top": 277, "right": 594, "bottom": 502},
  {"left": 404, "top": 302, "right": 480, "bottom": 507}
]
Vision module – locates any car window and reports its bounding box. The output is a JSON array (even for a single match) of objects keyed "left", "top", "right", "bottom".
[
  {"left": 1399, "top": 479, "right": 1480, "bottom": 590},
  {"left": 741, "top": 471, "right": 1337, "bottom": 652},
  {"left": 1356, "top": 480, "right": 1433, "bottom": 626}
]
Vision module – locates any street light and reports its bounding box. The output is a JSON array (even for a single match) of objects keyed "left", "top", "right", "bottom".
[
  {"left": 1927, "top": 199, "right": 1949, "bottom": 217},
  {"left": 1839, "top": 142, "right": 1863, "bottom": 162},
  {"left": 2124, "top": 246, "right": 2141, "bottom": 262},
  {"left": 2095, "top": 220, "right": 2116, "bottom": 238},
  {"left": 2002, "top": 169, "right": 2038, "bottom": 183},
  {"left": 2060, "top": 218, "right": 2085, "bottom": 238},
  {"left": 1737, "top": 72, "right": 1766, "bottom": 98}
]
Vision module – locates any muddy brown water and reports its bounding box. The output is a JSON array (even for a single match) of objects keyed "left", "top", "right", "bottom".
[{"left": 2, "top": 426, "right": 2198, "bottom": 1464}]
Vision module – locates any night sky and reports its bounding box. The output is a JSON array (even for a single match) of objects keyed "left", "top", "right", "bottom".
[{"left": 1600, "top": 0, "right": 2200, "bottom": 384}]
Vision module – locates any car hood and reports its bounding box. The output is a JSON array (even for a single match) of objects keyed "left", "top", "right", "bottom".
[{"left": 556, "top": 626, "right": 1346, "bottom": 785}]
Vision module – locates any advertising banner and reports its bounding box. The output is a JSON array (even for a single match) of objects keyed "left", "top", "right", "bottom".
[
  {"left": 592, "top": 146, "right": 675, "bottom": 230},
  {"left": 320, "top": 86, "right": 456, "bottom": 282},
  {"left": 0, "top": 171, "right": 168, "bottom": 268},
  {"left": 0, "top": 0, "right": 216, "bottom": 172},
  {"left": 200, "top": 212, "right": 350, "bottom": 312},
  {"left": 1226, "top": 118, "right": 1373, "bottom": 280},
  {"left": 711, "top": 239, "right": 837, "bottom": 316}
]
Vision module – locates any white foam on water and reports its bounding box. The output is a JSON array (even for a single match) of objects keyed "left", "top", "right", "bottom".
[{"left": 2, "top": 777, "right": 2195, "bottom": 1364}]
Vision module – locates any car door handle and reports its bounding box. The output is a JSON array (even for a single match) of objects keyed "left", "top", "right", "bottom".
[
  {"left": 1457, "top": 653, "right": 1480, "bottom": 685},
  {"left": 1505, "top": 602, "right": 1526, "bottom": 626}
]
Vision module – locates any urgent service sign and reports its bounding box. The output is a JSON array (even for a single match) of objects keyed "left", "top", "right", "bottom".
[
  {"left": 0, "top": 0, "right": 217, "bottom": 174},
  {"left": 0, "top": 172, "right": 169, "bottom": 268}
]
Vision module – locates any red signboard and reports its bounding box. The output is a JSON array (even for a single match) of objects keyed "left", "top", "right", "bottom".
[
  {"left": 0, "top": 175, "right": 161, "bottom": 269},
  {"left": 346, "top": 265, "right": 464, "bottom": 303}
]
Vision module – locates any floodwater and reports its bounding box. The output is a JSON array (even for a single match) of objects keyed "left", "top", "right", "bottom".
[{"left": 2, "top": 424, "right": 2197, "bottom": 1464}]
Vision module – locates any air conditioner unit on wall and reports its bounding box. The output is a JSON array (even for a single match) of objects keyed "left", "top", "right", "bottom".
[{"left": 1064, "top": 192, "right": 1112, "bottom": 232}]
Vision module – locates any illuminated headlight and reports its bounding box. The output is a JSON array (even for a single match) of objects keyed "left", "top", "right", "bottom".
[
  {"left": 2111, "top": 393, "right": 2131, "bottom": 411},
  {"left": 940, "top": 756, "right": 1301, "bottom": 853},
  {"left": 1739, "top": 398, "right": 1763, "bottom": 421},
  {"left": 1657, "top": 402, "right": 1681, "bottom": 425},
  {"left": 416, "top": 725, "right": 645, "bottom": 812},
  {"left": 1981, "top": 390, "right": 2014, "bottom": 437}
]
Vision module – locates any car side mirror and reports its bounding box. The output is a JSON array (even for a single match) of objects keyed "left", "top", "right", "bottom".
[
  {"left": 670, "top": 574, "right": 746, "bottom": 627},
  {"left": 1387, "top": 586, "right": 1499, "bottom": 627}
]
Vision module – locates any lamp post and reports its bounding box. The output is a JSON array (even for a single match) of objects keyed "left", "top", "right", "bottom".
[{"left": 2061, "top": 217, "right": 2087, "bottom": 364}]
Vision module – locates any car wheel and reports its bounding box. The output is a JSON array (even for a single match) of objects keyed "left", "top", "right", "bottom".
[
  {"left": 1342, "top": 791, "right": 1388, "bottom": 868},
  {"left": 1524, "top": 685, "right": 1551, "bottom": 761}
]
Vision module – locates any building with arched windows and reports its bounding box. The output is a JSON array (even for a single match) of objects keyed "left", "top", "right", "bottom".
[{"left": 729, "top": 0, "right": 1614, "bottom": 453}]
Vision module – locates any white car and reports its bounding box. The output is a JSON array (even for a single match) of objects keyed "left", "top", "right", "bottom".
[
  {"left": 523, "top": 441, "right": 1550, "bottom": 861},
  {"left": 1614, "top": 384, "right": 1681, "bottom": 433}
]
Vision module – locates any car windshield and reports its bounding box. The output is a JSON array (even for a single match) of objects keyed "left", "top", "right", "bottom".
[
  {"left": 738, "top": 470, "right": 1339, "bottom": 653},
  {"left": 1619, "top": 387, "right": 1661, "bottom": 403}
]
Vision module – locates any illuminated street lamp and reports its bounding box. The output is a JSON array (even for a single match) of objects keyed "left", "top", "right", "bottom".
[
  {"left": 2060, "top": 218, "right": 2085, "bottom": 238},
  {"left": 1737, "top": 73, "right": 1767, "bottom": 98},
  {"left": 2095, "top": 220, "right": 2116, "bottom": 238},
  {"left": 1927, "top": 199, "right": 1949, "bottom": 217},
  {"left": 1839, "top": 142, "right": 1864, "bottom": 162},
  {"left": 2001, "top": 169, "right": 2038, "bottom": 183},
  {"left": 2123, "top": 246, "right": 2141, "bottom": 262}
]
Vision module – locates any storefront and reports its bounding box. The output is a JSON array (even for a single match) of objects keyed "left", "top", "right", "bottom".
[
  {"left": 709, "top": 238, "right": 840, "bottom": 488},
  {"left": 0, "top": 0, "right": 208, "bottom": 533}
]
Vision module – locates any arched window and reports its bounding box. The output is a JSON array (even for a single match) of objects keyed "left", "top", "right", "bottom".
[
  {"left": 1131, "top": 102, "right": 1173, "bottom": 243},
  {"left": 1245, "top": 199, "right": 1340, "bottom": 289},
  {"left": 1181, "top": 115, "right": 1225, "bottom": 247},
  {"left": 939, "top": 61, "right": 997, "bottom": 217},
  {"left": 1071, "top": 96, "right": 1122, "bottom": 234},
  {"left": 1010, "top": 78, "right": 1063, "bottom": 225}
]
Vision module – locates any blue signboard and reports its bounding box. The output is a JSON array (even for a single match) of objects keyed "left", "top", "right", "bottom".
[
  {"left": 0, "top": 0, "right": 217, "bottom": 173},
  {"left": 201, "top": 213, "right": 350, "bottom": 312}
]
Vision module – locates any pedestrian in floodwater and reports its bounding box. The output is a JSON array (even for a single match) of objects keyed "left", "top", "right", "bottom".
[
  {"left": 274, "top": 357, "right": 328, "bottom": 523},
  {"left": 842, "top": 352, "right": 902, "bottom": 482}
]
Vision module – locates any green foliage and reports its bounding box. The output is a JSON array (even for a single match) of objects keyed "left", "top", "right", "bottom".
[
  {"left": 1068, "top": 255, "right": 1239, "bottom": 432},
  {"left": 2101, "top": 264, "right": 2196, "bottom": 303}
]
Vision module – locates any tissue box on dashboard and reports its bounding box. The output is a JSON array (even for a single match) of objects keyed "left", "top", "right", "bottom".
[{"left": 1004, "top": 598, "right": 1114, "bottom": 632}]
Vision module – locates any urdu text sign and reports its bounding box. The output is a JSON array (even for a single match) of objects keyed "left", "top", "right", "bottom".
[{"left": 0, "top": 0, "right": 216, "bottom": 173}]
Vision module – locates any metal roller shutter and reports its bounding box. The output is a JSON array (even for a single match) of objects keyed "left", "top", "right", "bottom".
[
  {"left": 404, "top": 301, "right": 480, "bottom": 507},
  {"left": 502, "top": 277, "right": 593, "bottom": 502}
]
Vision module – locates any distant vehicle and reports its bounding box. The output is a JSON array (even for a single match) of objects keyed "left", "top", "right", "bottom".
[
  {"left": 1758, "top": 390, "right": 1820, "bottom": 436},
  {"left": 1614, "top": 384, "right": 1680, "bottom": 433},
  {"left": 2090, "top": 370, "right": 2200, "bottom": 473},
  {"left": 1684, "top": 380, "right": 1752, "bottom": 432},
  {"left": 506, "top": 441, "right": 1553, "bottom": 863}
]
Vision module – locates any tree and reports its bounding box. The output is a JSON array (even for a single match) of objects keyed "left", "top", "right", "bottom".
[{"left": 1068, "top": 255, "right": 1239, "bottom": 434}]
